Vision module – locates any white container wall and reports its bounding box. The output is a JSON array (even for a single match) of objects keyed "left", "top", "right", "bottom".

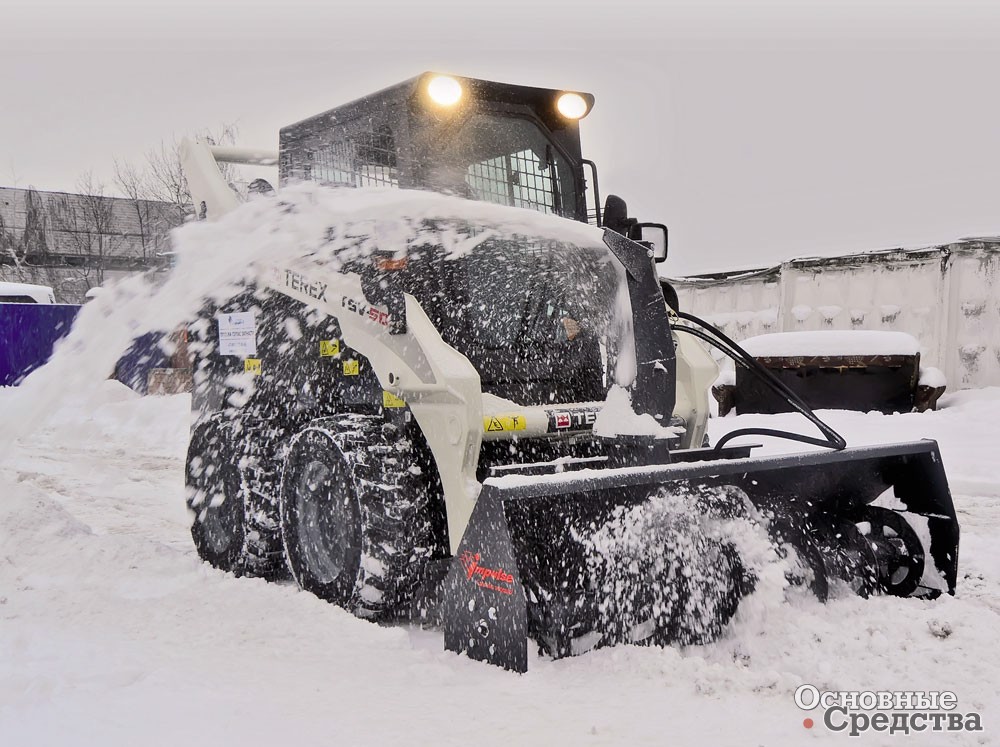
[{"left": 671, "top": 239, "right": 1000, "bottom": 389}]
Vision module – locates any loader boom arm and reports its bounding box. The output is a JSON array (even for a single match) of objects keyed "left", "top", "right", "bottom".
[{"left": 262, "top": 260, "right": 484, "bottom": 553}]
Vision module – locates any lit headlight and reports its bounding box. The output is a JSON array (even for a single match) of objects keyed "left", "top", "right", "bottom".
[
  {"left": 556, "top": 92, "right": 589, "bottom": 119},
  {"left": 427, "top": 75, "right": 463, "bottom": 106}
]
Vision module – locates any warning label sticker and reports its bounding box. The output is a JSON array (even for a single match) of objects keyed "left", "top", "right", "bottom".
[
  {"left": 319, "top": 339, "right": 340, "bottom": 357},
  {"left": 483, "top": 414, "right": 526, "bottom": 433},
  {"left": 244, "top": 358, "right": 262, "bottom": 376},
  {"left": 382, "top": 391, "right": 406, "bottom": 409},
  {"left": 342, "top": 359, "right": 360, "bottom": 376}
]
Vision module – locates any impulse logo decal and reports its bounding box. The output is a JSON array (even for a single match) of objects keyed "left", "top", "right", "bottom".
[{"left": 460, "top": 551, "right": 514, "bottom": 596}]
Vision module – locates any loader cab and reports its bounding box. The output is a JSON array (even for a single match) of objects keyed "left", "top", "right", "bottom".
[
  {"left": 382, "top": 234, "right": 618, "bottom": 406},
  {"left": 276, "top": 73, "right": 615, "bottom": 407},
  {"left": 278, "top": 73, "right": 595, "bottom": 223}
]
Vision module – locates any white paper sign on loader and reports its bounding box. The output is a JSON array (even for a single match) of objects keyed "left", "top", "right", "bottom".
[{"left": 217, "top": 311, "right": 257, "bottom": 356}]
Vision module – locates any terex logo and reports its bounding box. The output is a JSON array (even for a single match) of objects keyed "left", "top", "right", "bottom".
[
  {"left": 342, "top": 296, "right": 390, "bottom": 327},
  {"left": 284, "top": 270, "right": 328, "bottom": 302},
  {"left": 550, "top": 408, "right": 599, "bottom": 431},
  {"left": 460, "top": 551, "right": 514, "bottom": 596}
]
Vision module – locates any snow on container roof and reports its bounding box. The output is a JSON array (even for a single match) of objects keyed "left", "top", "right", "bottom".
[
  {"left": 0, "top": 281, "right": 53, "bottom": 295},
  {"left": 0, "top": 281, "right": 54, "bottom": 303},
  {"left": 740, "top": 330, "right": 920, "bottom": 358}
]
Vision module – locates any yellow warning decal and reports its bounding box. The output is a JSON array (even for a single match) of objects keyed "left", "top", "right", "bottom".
[
  {"left": 342, "top": 359, "right": 360, "bottom": 376},
  {"left": 319, "top": 339, "right": 340, "bottom": 357},
  {"left": 382, "top": 391, "right": 406, "bottom": 408},
  {"left": 484, "top": 414, "right": 526, "bottom": 432},
  {"left": 244, "top": 358, "right": 262, "bottom": 375}
]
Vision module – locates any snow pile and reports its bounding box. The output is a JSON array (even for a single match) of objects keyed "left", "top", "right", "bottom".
[
  {"left": 592, "top": 385, "right": 681, "bottom": 439},
  {"left": 739, "top": 330, "right": 920, "bottom": 357},
  {"left": 920, "top": 366, "right": 947, "bottom": 388},
  {"left": 816, "top": 304, "right": 842, "bottom": 321},
  {"left": 790, "top": 304, "right": 812, "bottom": 322},
  {"left": 713, "top": 368, "right": 736, "bottom": 388}
]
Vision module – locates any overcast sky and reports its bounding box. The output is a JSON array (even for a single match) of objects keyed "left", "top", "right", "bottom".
[{"left": 3, "top": 0, "right": 999, "bottom": 274}]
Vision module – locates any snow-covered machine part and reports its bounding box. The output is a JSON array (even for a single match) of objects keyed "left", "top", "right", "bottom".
[
  {"left": 444, "top": 439, "right": 957, "bottom": 670},
  {"left": 180, "top": 72, "right": 959, "bottom": 673},
  {"left": 207, "top": 145, "right": 279, "bottom": 166},
  {"left": 260, "top": 259, "right": 483, "bottom": 553}
]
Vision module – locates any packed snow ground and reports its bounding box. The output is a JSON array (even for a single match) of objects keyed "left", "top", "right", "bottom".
[{"left": 2, "top": 383, "right": 998, "bottom": 746}]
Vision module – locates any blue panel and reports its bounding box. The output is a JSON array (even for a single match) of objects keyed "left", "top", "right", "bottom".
[
  {"left": 0, "top": 304, "right": 81, "bottom": 386},
  {"left": 115, "top": 332, "right": 170, "bottom": 394}
]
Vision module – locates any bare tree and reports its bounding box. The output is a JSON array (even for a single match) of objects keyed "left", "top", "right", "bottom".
[
  {"left": 46, "top": 172, "right": 127, "bottom": 298},
  {"left": 0, "top": 124, "right": 244, "bottom": 302},
  {"left": 113, "top": 159, "right": 173, "bottom": 262},
  {"left": 114, "top": 122, "right": 240, "bottom": 228},
  {"left": 0, "top": 207, "right": 17, "bottom": 262},
  {"left": 0, "top": 187, "right": 65, "bottom": 294},
  {"left": 20, "top": 186, "right": 50, "bottom": 259}
]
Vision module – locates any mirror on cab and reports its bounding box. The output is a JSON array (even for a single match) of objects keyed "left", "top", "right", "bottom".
[
  {"left": 601, "top": 195, "right": 669, "bottom": 263},
  {"left": 633, "top": 222, "right": 669, "bottom": 263}
]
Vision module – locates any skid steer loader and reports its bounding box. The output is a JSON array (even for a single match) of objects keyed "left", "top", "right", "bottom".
[{"left": 181, "top": 73, "right": 959, "bottom": 672}]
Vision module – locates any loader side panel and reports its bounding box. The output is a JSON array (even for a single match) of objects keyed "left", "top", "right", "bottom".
[{"left": 442, "top": 491, "right": 529, "bottom": 672}]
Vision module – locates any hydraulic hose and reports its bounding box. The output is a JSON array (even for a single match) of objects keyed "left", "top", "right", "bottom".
[{"left": 672, "top": 311, "right": 848, "bottom": 452}]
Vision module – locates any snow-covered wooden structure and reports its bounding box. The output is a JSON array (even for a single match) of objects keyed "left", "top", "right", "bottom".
[{"left": 671, "top": 237, "right": 1000, "bottom": 390}]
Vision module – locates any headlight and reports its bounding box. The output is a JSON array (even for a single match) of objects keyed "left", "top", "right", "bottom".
[
  {"left": 556, "top": 92, "right": 589, "bottom": 119},
  {"left": 427, "top": 75, "right": 463, "bottom": 106}
]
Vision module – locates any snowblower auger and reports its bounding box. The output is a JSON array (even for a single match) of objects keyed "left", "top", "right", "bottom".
[{"left": 443, "top": 440, "right": 957, "bottom": 672}]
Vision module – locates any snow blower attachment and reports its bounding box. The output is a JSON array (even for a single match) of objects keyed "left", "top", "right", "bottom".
[
  {"left": 443, "top": 440, "right": 957, "bottom": 671},
  {"left": 180, "top": 71, "right": 959, "bottom": 673}
]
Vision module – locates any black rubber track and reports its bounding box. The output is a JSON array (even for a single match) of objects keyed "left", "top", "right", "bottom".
[
  {"left": 185, "top": 414, "right": 289, "bottom": 579},
  {"left": 280, "top": 414, "right": 448, "bottom": 620}
]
